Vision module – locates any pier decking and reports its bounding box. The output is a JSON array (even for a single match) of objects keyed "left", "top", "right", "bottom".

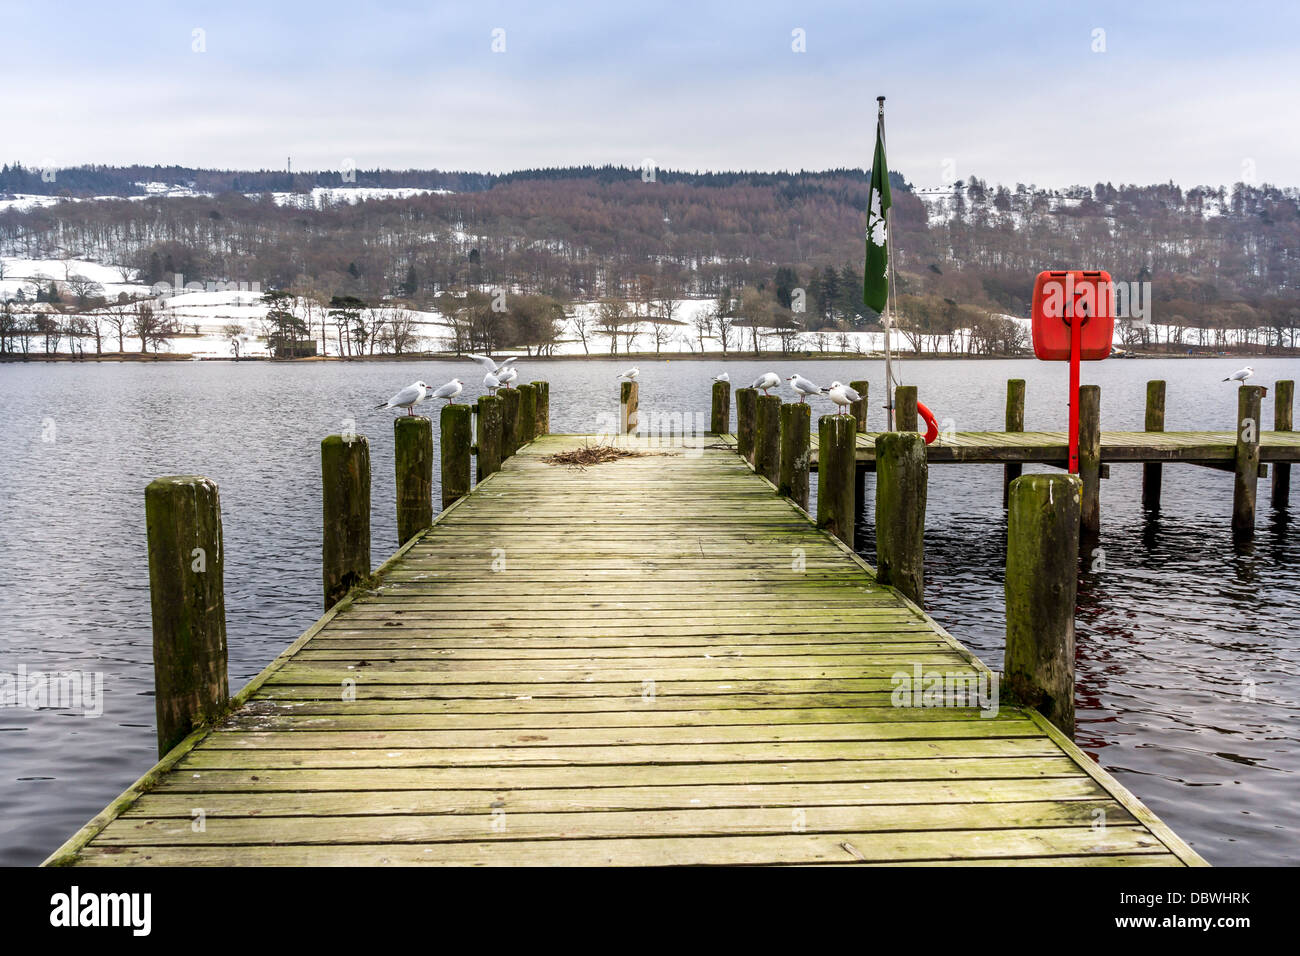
[{"left": 47, "top": 433, "right": 1205, "bottom": 867}]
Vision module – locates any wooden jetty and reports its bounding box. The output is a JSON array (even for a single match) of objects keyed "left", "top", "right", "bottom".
[{"left": 46, "top": 379, "right": 1209, "bottom": 867}]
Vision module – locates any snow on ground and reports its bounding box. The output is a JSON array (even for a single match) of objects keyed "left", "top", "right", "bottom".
[
  {"left": 269, "top": 187, "right": 452, "bottom": 209},
  {"left": 0, "top": 255, "right": 150, "bottom": 301}
]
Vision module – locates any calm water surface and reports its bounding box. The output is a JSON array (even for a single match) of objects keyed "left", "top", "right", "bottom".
[{"left": 0, "top": 356, "right": 1296, "bottom": 865}]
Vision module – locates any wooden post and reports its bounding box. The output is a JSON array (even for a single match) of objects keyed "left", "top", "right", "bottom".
[
  {"left": 1273, "top": 380, "right": 1293, "bottom": 510},
  {"left": 1233, "top": 384, "right": 1264, "bottom": 536},
  {"left": 1005, "top": 473, "right": 1081, "bottom": 737},
  {"left": 1002, "top": 379, "right": 1025, "bottom": 508},
  {"left": 476, "top": 394, "right": 503, "bottom": 481},
  {"left": 440, "top": 403, "right": 472, "bottom": 510},
  {"left": 895, "top": 385, "right": 918, "bottom": 433},
  {"left": 849, "top": 380, "right": 870, "bottom": 433},
  {"left": 817, "top": 415, "right": 857, "bottom": 546},
  {"left": 500, "top": 387, "right": 521, "bottom": 458},
  {"left": 321, "top": 433, "right": 371, "bottom": 610},
  {"left": 710, "top": 380, "right": 731, "bottom": 434},
  {"left": 1078, "top": 385, "right": 1101, "bottom": 535},
  {"left": 736, "top": 387, "right": 757, "bottom": 464},
  {"left": 394, "top": 416, "right": 432, "bottom": 546},
  {"left": 517, "top": 383, "right": 538, "bottom": 445},
  {"left": 755, "top": 394, "right": 781, "bottom": 484},
  {"left": 532, "top": 381, "right": 550, "bottom": 436},
  {"left": 874, "top": 432, "right": 927, "bottom": 607},
  {"left": 620, "top": 381, "right": 639, "bottom": 435},
  {"left": 778, "top": 402, "right": 811, "bottom": 509},
  {"left": 145, "top": 476, "right": 229, "bottom": 757},
  {"left": 1142, "top": 380, "right": 1166, "bottom": 510}
]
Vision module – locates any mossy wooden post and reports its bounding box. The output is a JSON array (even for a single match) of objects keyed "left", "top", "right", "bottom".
[
  {"left": 1142, "top": 380, "right": 1166, "bottom": 510},
  {"left": 440, "top": 403, "right": 472, "bottom": 510},
  {"left": 321, "top": 433, "right": 370, "bottom": 610},
  {"left": 500, "top": 387, "right": 521, "bottom": 459},
  {"left": 394, "top": 416, "right": 432, "bottom": 546},
  {"left": 778, "top": 402, "right": 811, "bottom": 509},
  {"left": 1078, "top": 385, "right": 1101, "bottom": 535},
  {"left": 1002, "top": 379, "right": 1025, "bottom": 508},
  {"left": 874, "top": 432, "right": 927, "bottom": 607},
  {"left": 736, "top": 387, "right": 757, "bottom": 464},
  {"left": 1005, "top": 473, "right": 1081, "bottom": 737},
  {"left": 145, "top": 476, "right": 229, "bottom": 757},
  {"left": 895, "top": 385, "right": 918, "bottom": 433},
  {"left": 1233, "top": 384, "right": 1264, "bottom": 536},
  {"left": 710, "top": 380, "right": 731, "bottom": 434},
  {"left": 620, "top": 381, "right": 639, "bottom": 435},
  {"left": 476, "top": 394, "right": 503, "bottom": 482},
  {"left": 755, "top": 394, "right": 781, "bottom": 484},
  {"left": 517, "top": 384, "right": 538, "bottom": 445},
  {"left": 816, "top": 415, "right": 857, "bottom": 546},
  {"left": 532, "top": 381, "right": 550, "bottom": 436},
  {"left": 1273, "top": 380, "right": 1293, "bottom": 510},
  {"left": 849, "top": 380, "right": 869, "bottom": 432}
]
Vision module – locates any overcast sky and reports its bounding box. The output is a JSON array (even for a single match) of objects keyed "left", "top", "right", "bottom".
[{"left": 4, "top": 0, "right": 1296, "bottom": 188}]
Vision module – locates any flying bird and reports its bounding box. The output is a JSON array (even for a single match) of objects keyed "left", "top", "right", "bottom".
[
  {"left": 713, "top": 372, "right": 730, "bottom": 383},
  {"left": 618, "top": 367, "right": 640, "bottom": 381},
  {"left": 824, "top": 381, "right": 862, "bottom": 415},
  {"left": 430, "top": 379, "right": 464, "bottom": 404},
  {"left": 467, "top": 354, "right": 519, "bottom": 374},
  {"left": 751, "top": 372, "right": 780, "bottom": 395},
  {"left": 1222, "top": 367, "right": 1254, "bottom": 383},
  {"left": 787, "top": 374, "right": 822, "bottom": 403},
  {"left": 375, "top": 381, "right": 429, "bottom": 416},
  {"left": 495, "top": 367, "right": 518, "bottom": 388}
]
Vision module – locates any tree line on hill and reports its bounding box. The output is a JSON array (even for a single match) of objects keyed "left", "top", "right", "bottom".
[{"left": 2, "top": 164, "right": 1297, "bottom": 357}]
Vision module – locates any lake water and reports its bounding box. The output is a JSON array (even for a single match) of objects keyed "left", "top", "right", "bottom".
[{"left": 1, "top": 355, "right": 1297, "bottom": 866}]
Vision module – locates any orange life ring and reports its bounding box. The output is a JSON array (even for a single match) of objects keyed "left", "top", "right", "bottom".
[{"left": 917, "top": 401, "right": 940, "bottom": 445}]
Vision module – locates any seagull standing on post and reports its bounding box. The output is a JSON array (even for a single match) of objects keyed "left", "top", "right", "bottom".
[
  {"left": 375, "top": 381, "right": 429, "bottom": 416},
  {"left": 1222, "top": 366, "right": 1254, "bottom": 383},
  {"left": 751, "top": 372, "right": 780, "bottom": 395},
  {"left": 824, "top": 381, "right": 862, "bottom": 415},
  {"left": 787, "top": 374, "right": 822, "bottom": 403},
  {"left": 618, "top": 367, "right": 640, "bottom": 381},
  {"left": 430, "top": 379, "right": 464, "bottom": 404},
  {"left": 495, "top": 366, "right": 518, "bottom": 388},
  {"left": 483, "top": 371, "right": 501, "bottom": 395},
  {"left": 713, "top": 372, "right": 730, "bottom": 383}
]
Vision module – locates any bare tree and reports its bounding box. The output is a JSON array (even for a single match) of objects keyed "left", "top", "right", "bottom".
[
  {"left": 105, "top": 302, "right": 132, "bottom": 352},
  {"left": 570, "top": 305, "right": 591, "bottom": 354},
  {"left": 133, "top": 302, "right": 174, "bottom": 353}
]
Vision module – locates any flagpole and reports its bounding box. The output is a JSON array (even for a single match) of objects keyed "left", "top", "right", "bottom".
[{"left": 878, "top": 95, "right": 895, "bottom": 431}]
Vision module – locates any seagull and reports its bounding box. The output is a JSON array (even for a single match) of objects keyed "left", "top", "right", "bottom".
[
  {"left": 430, "top": 379, "right": 464, "bottom": 404},
  {"left": 1222, "top": 366, "right": 1254, "bottom": 383},
  {"left": 467, "top": 354, "right": 519, "bottom": 374},
  {"left": 495, "top": 367, "right": 518, "bottom": 388},
  {"left": 824, "top": 381, "right": 862, "bottom": 415},
  {"left": 713, "top": 372, "right": 730, "bottom": 383},
  {"left": 375, "top": 381, "right": 429, "bottom": 416},
  {"left": 787, "top": 374, "right": 822, "bottom": 403},
  {"left": 483, "top": 371, "right": 501, "bottom": 395},
  {"left": 751, "top": 372, "right": 780, "bottom": 395},
  {"left": 618, "top": 367, "right": 640, "bottom": 381}
]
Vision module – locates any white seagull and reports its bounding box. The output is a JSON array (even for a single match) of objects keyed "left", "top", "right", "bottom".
[
  {"left": 713, "top": 372, "right": 730, "bottom": 383},
  {"left": 430, "top": 379, "right": 464, "bottom": 404},
  {"left": 787, "top": 374, "right": 822, "bottom": 403},
  {"left": 495, "top": 366, "right": 518, "bottom": 388},
  {"left": 467, "top": 354, "right": 519, "bottom": 374},
  {"left": 375, "top": 381, "right": 429, "bottom": 416},
  {"left": 751, "top": 372, "right": 780, "bottom": 395},
  {"left": 824, "top": 381, "right": 862, "bottom": 415},
  {"left": 1222, "top": 366, "right": 1254, "bottom": 383},
  {"left": 483, "top": 371, "right": 502, "bottom": 395},
  {"left": 618, "top": 367, "right": 640, "bottom": 381}
]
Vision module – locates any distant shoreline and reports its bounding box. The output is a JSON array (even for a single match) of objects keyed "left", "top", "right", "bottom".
[{"left": 2, "top": 349, "right": 1294, "bottom": 364}]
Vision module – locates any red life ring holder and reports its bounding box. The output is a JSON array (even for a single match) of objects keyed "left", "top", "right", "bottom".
[{"left": 917, "top": 401, "right": 940, "bottom": 445}]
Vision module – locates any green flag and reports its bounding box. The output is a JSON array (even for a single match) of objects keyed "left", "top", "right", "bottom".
[{"left": 863, "top": 121, "right": 891, "bottom": 314}]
